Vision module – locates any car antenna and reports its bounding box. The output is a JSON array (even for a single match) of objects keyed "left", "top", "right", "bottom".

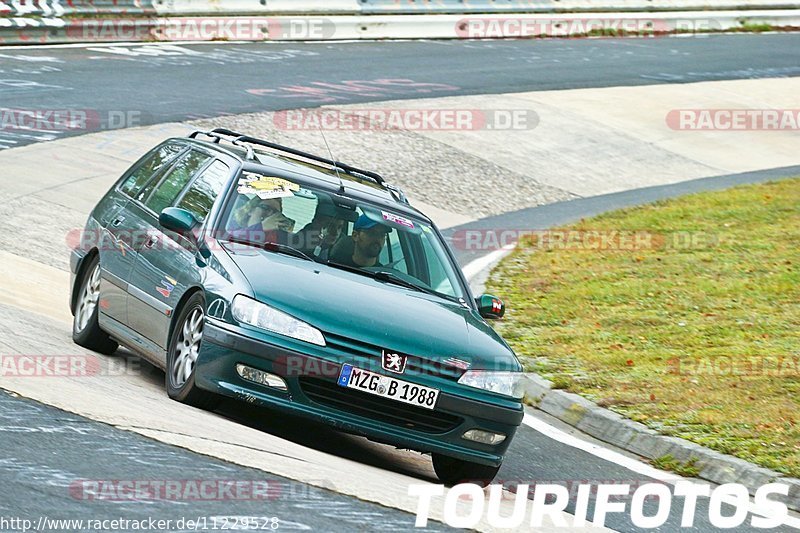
[{"left": 317, "top": 124, "right": 346, "bottom": 195}]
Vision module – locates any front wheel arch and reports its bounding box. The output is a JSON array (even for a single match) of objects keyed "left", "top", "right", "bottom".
[
  {"left": 167, "top": 286, "right": 205, "bottom": 351},
  {"left": 165, "top": 290, "right": 219, "bottom": 410}
]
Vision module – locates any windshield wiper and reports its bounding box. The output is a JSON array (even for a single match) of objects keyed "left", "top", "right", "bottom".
[
  {"left": 326, "top": 261, "right": 441, "bottom": 298},
  {"left": 226, "top": 237, "right": 316, "bottom": 262},
  {"left": 326, "top": 260, "right": 371, "bottom": 277},
  {"left": 372, "top": 270, "right": 439, "bottom": 297},
  {"left": 374, "top": 271, "right": 461, "bottom": 302}
]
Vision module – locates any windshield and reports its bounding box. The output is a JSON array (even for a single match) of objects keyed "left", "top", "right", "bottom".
[{"left": 219, "top": 171, "right": 466, "bottom": 300}]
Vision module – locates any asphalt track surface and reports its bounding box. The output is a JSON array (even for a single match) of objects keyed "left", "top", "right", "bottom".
[
  {"left": 1, "top": 33, "right": 800, "bottom": 149},
  {"left": 0, "top": 389, "right": 454, "bottom": 532},
  {"left": 1, "top": 35, "right": 800, "bottom": 532}
]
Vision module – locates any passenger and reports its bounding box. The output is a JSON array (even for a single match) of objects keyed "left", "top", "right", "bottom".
[
  {"left": 292, "top": 198, "right": 345, "bottom": 259},
  {"left": 229, "top": 196, "right": 295, "bottom": 244},
  {"left": 345, "top": 214, "right": 391, "bottom": 268}
]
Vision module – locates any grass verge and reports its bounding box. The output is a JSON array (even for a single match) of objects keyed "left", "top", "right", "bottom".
[
  {"left": 651, "top": 455, "right": 701, "bottom": 478},
  {"left": 488, "top": 179, "right": 800, "bottom": 476}
]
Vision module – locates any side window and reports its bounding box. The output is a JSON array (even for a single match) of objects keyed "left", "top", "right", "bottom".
[
  {"left": 420, "top": 232, "right": 456, "bottom": 295},
  {"left": 120, "top": 143, "right": 184, "bottom": 197},
  {"left": 175, "top": 160, "right": 231, "bottom": 222},
  {"left": 380, "top": 229, "right": 408, "bottom": 274},
  {"left": 144, "top": 150, "right": 212, "bottom": 214}
]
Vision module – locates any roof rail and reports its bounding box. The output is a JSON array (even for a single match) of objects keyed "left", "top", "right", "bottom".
[{"left": 189, "top": 128, "right": 391, "bottom": 190}]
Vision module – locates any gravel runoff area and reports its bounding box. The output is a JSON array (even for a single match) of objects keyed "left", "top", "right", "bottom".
[{"left": 192, "top": 110, "right": 577, "bottom": 219}]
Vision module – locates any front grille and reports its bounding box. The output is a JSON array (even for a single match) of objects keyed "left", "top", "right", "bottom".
[
  {"left": 299, "top": 377, "right": 463, "bottom": 434},
  {"left": 324, "top": 333, "right": 465, "bottom": 381}
]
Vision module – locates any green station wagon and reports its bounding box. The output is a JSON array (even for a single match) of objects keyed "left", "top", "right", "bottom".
[{"left": 69, "top": 129, "right": 524, "bottom": 484}]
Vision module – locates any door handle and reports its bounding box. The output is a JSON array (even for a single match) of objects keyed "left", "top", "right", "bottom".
[
  {"left": 144, "top": 235, "right": 158, "bottom": 249},
  {"left": 111, "top": 216, "right": 125, "bottom": 228}
]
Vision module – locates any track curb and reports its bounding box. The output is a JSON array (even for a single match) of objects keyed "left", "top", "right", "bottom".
[{"left": 520, "top": 373, "right": 800, "bottom": 511}]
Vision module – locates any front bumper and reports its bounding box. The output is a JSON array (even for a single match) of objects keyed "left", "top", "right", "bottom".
[{"left": 197, "top": 321, "right": 524, "bottom": 467}]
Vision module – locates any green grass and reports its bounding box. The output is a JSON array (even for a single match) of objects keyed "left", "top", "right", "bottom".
[
  {"left": 651, "top": 455, "right": 701, "bottom": 477},
  {"left": 737, "top": 21, "right": 776, "bottom": 33},
  {"left": 488, "top": 179, "right": 800, "bottom": 477}
]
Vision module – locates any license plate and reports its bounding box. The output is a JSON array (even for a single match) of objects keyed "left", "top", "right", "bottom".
[{"left": 337, "top": 364, "right": 439, "bottom": 410}]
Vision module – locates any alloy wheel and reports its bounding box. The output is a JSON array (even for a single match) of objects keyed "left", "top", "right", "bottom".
[
  {"left": 75, "top": 263, "right": 101, "bottom": 333},
  {"left": 171, "top": 307, "right": 204, "bottom": 388}
]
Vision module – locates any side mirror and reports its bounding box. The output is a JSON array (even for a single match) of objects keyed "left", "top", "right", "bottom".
[
  {"left": 159, "top": 207, "right": 198, "bottom": 235},
  {"left": 477, "top": 294, "right": 506, "bottom": 320}
]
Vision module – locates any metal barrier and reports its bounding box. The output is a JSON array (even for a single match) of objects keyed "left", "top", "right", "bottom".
[
  {"left": 0, "top": 0, "right": 155, "bottom": 17},
  {"left": 1, "top": 10, "right": 799, "bottom": 45},
  {"left": 0, "top": 0, "right": 798, "bottom": 45},
  {"left": 357, "top": 0, "right": 800, "bottom": 14},
  {"left": 1, "top": 0, "right": 795, "bottom": 18},
  {"left": 149, "top": 1, "right": 361, "bottom": 15}
]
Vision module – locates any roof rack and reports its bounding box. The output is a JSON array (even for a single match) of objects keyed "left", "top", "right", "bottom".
[{"left": 189, "top": 128, "right": 390, "bottom": 189}]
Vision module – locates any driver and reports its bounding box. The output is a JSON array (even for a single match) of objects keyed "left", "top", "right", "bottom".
[
  {"left": 229, "top": 196, "right": 295, "bottom": 243},
  {"left": 347, "top": 214, "right": 391, "bottom": 267}
]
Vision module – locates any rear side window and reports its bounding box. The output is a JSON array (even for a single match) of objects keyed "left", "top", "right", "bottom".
[
  {"left": 144, "top": 150, "right": 212, "bottom": 214},
  {"left": 175, "top": 160, "right": 231, "bottom": 221},
  {"left": 120, "top": 143, "right": 184, "bottom": 197}
]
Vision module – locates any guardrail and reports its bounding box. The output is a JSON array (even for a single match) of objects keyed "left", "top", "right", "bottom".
[
  {"left": 357, "top": 0, "right": 800, "bottom": 14},
  {"left": 1, "top": 0, "right": 797, "bottom": 18},
  {"left": 0, "top": 1, "right": 155, "bottom": 17},
  {"left": 1, "top": 10, "right": 799, "bottom": 45}
]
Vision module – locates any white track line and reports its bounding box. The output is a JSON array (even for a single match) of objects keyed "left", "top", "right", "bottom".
[
  {"left": 460, "top": 244, "right": 515, "bottom": 281},
  {"left": 524, "top": 414, "right": 800, "bottom": 528},
  {"left": 523, "top": 414, "right": 681, "bottom": 483}
]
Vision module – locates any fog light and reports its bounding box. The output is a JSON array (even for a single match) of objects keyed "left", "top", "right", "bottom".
[
  {"left": 462, "top": 429, "right": 506, "bottom": 445},
  {"left": 236, "top": 364, "right": 287, "bottom": 390}
]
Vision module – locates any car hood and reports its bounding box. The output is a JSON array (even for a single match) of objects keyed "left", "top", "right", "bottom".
[{"left": 224, "top": 246, "right": 520, "bottom": 370}]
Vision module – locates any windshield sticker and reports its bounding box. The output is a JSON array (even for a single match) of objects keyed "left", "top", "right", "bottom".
[
  {"left": 382, "top": 211, "right": 414, "bottom": 229},
  {"left": 237, "top": 173, "right": 300, "bottom": 200}
]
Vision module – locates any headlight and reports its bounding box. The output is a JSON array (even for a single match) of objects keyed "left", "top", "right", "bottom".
[
  {"left": 458, "top": 371, "right": 525, "bottom": 399},
  {"left": 231, "top": 295, "right": 326, "bottom": 346}
]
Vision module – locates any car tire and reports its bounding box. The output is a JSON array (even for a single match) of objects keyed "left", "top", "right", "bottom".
[
  {"left": 72, "top": 255, "right": 119, "bottom": 355},
  {"left": 165, "top": 292, "right": 220, "bottom": 410},
  {"left": 432, "top": 453, "right": 501, "bottom": 487}
]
